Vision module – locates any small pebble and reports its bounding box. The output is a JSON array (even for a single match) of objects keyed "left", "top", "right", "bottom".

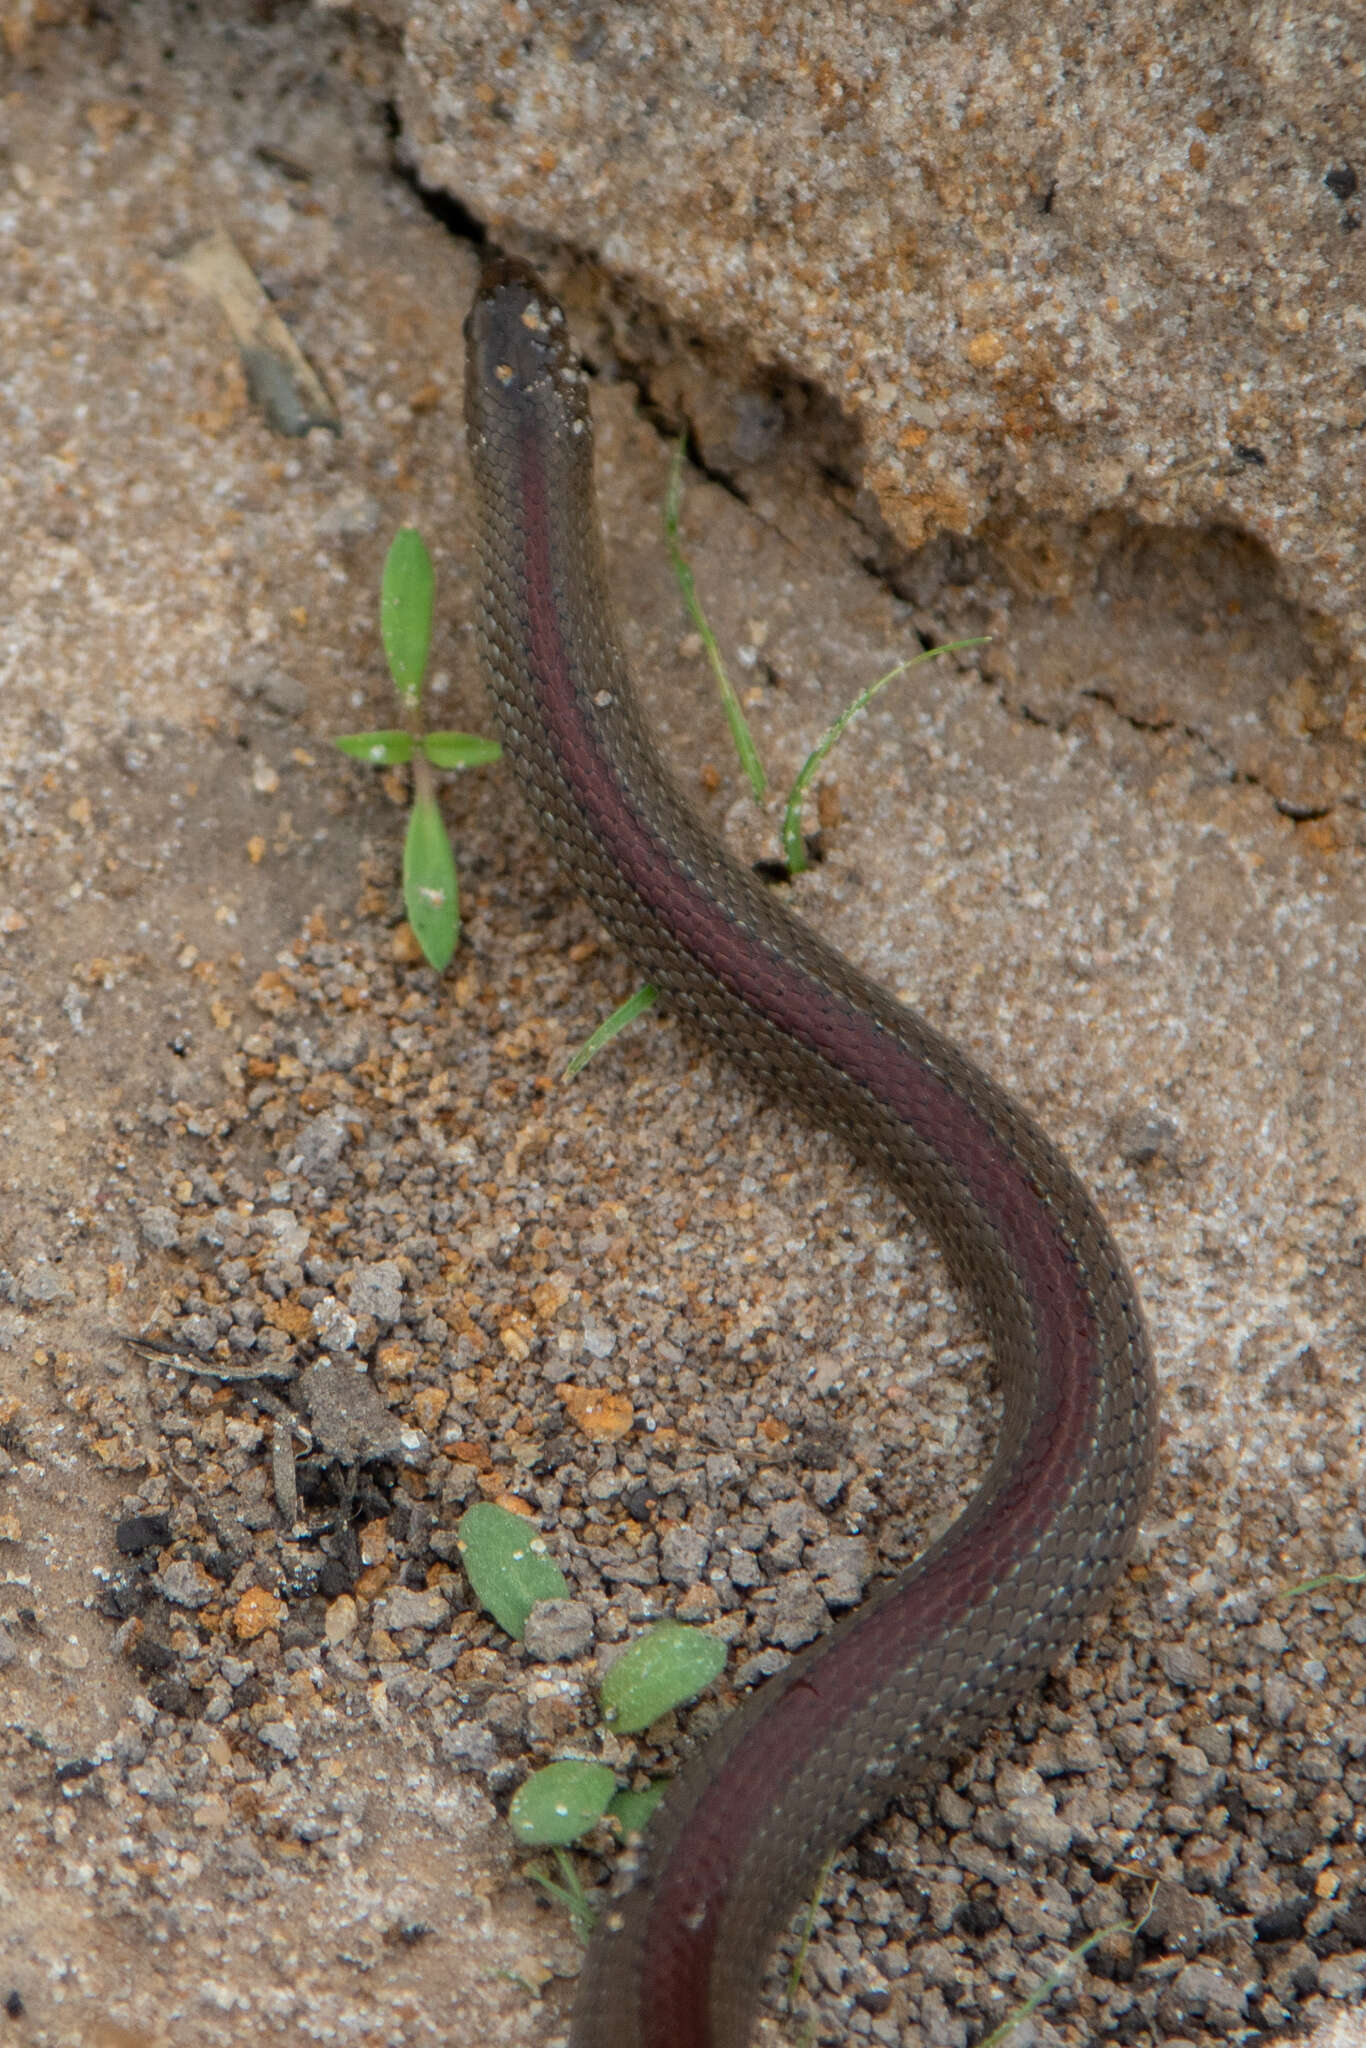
[{"left": 523, "top": 1598, "right": 595, "bottom": 1662}]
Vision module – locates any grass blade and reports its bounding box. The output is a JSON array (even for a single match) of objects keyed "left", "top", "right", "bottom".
[
  {"left": 664, "top": 437, "right": 767, "bottom": 802},
  {"left": 564, "top": 984, "right": 659, "bottom": 1080},
  {"left": 526, "top": 1848, "right": 599, "bottom": 1944},
  {"left": 780, "top": 638, "right": 989, "bottom": 875},
  {"left": 975, "top": 1889, "right": 1157, "bottom": 2048}
]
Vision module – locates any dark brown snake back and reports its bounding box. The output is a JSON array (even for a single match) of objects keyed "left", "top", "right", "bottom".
[{"left": 463, "top": 258, "right": 1156, "bottom": 2048}]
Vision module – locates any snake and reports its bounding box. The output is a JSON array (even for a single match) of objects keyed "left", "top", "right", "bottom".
[{"left": 463, "top": 256, "right": 1157, "bottom": 2048}]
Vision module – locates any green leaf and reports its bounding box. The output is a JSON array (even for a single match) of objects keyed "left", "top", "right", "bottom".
[
  {"left": 780, "top": 638, "right": 990, "bottom": 875},
  {"left": 456, "top": 1503, "right": 569, "bottom": 1639},
  {"left": 421, "top": 731, "right": 503, "bottom": 771},
  {"left": 333, "top": 730, "right": 415, "bottom": 766},
  {"left": 599, "top": 1623, "right": 726, "bottom": 1734},
  {"left": 402, "top": 792, "right": 459, "bottom": 972},
  {"left": 381, "top": 527, "right": 434, "bottom": 703},
  {"left": 664, "top": 437, "right": 767, "bottom": 802},
  {"left": 509, "top": 1761, "right": 617, "bottom": 1846},
  {"left": 606, "top": 1780, "right": 669, "bottom": 1838},
  {"left": 564, "top": 984, "right": 659, "bottom": 1081}
]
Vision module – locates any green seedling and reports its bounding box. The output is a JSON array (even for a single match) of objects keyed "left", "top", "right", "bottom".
[
  {"left": 380, "top": 522, "right": 434, "bottom": 703},
  {"left": 456, "top": 1502, "right": 569, "bottom": 1639},
  {"left": 496, "top": 1620, "right": 723, "bottom": 1859},
  {"left": 334, "top": 526, "right": 502, "bottom": 971},
  {"left": 512, "top": 1785, "right": 670, "bottom": 1930},
  {"left": 511, "top": 1764, "right": 664, "bottom": 1861},
  {"left": 456, "top": 1500, "right": 724, "bottom": 1852}
]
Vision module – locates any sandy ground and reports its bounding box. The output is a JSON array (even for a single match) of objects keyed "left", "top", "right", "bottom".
[{"left": 0, "top": 7, "right": 1363, "bottom": 2048}]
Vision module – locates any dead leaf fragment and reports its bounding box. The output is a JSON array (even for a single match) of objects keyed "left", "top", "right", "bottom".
[{"left": 179, "top": 227, "right": 339, "bottom": 436}]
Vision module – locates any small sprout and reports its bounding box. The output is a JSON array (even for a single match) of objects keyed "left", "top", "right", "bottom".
[
  {"left": 333, "top": 730, "right": 415, "bottom": 766},
  {"left": 564, "top": 983, "right": 659, "bottom": 1080},
  {"left": 332, "top": 525, "right": 502, "bottom": 972},
  {"left": 606, "top": 1780, "right": 668, "bottom": 1839},
  {"left": 457, "top": 1502, "right": 569, "bottom": 1640},
  {"left": 599, "top": 1622, "right": 726, "bottom": 1735},
  {"left": 509, "top": 1761, "right": 616, "bottom": 1847},
  {"left": 381, "top": 526, "right": 435, "bottom": 701},
  {"left": 403, "top": 792, "right": 459, "bottom": 972}
]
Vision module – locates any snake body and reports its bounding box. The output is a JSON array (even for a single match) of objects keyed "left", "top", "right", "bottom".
[{"left": 463, "top": 257, "right": 1156, "bottom": 2048}]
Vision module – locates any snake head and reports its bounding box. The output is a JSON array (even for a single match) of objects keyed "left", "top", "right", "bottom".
[{"left": 464, "top": 256, "right": 591, "bottom": 445}]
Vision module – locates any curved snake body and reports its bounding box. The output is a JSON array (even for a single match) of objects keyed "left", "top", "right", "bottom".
[{"left": 463, "top": 257, "right": 1156, "bottom": 2048}]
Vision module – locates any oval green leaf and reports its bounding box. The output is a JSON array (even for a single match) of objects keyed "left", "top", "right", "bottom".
[
  {"left": 457, "top": 1502, "right": 568, "bottom": 1639},
  {"left": 381, "top": 526, "right": 434, "bottom": 702},
  {"left": 333, "top": 729, "right": 414, "bottom": 766},
  {"left": 508, "top": 1760, "right": 616, "bottom": 1846},
  {"left": 421, "top": 731, "right": 503, "bottom": 771},
  {"left": 606, "top": 1779, "right": 669, "bottom": 1838},
  {"left": 599, "top": 1623, "right": 726, "bottom": 1734},
  {"left": 403, "top": 792, "right": 459, "bottom": 972}
]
